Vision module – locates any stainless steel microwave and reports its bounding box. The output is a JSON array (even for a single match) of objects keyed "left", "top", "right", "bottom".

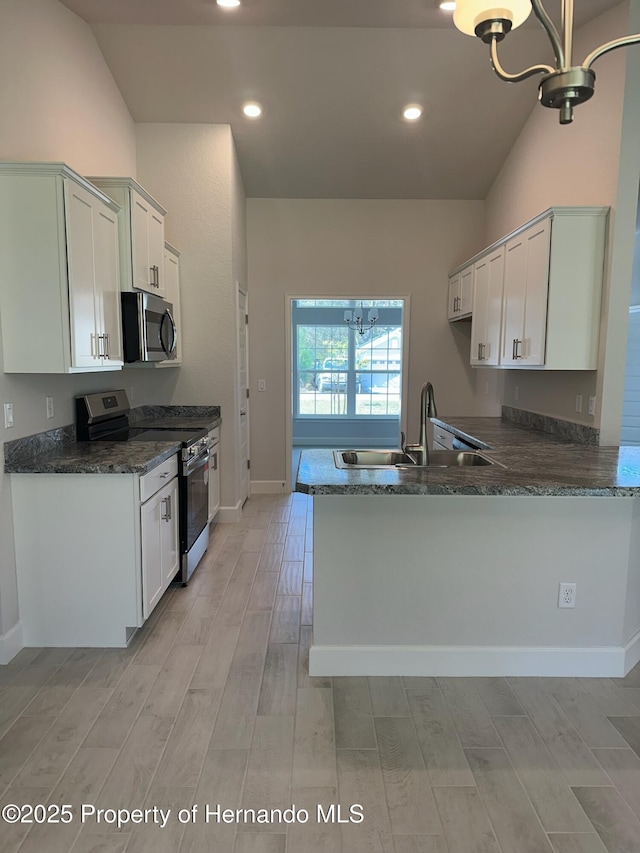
[{"left": 121, "top": 292, "right": 177, "bottom": 363}]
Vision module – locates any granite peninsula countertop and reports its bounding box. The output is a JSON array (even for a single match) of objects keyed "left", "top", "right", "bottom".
[
  {"left": 4, "top": 406, "right": 221, "bottom": 475},
  {"left": 295, "top": 416, "right": 640, "bottom": 497}
]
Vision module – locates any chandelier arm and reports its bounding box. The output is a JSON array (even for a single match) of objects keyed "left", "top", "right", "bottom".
[
  {"left": 531, "top": 0, "right": 565, "bottom": 67},
  {"left": 489, "top": 37, "right": 554, "bottom": 82},
  {"left": 583, "top": 34, "right": 640, "bottom": 69}
]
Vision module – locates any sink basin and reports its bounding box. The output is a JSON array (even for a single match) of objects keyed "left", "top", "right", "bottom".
[{"left": 334, "top": 449, "right": 503, "bottom": 469}]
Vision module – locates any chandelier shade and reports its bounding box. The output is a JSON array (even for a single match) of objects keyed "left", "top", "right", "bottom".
[{"left": 453, "top": 1, "right": 532, "bottom": 37}]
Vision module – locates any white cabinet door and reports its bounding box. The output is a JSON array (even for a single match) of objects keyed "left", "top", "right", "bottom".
[
  {"left": 471, "top": 247, "right": 504, "bottom": 367},
  {"left": 94, "top": 203, "right": 123, "bottom": 366},
  {"left": 131, "top": 189, "right": 165, "bottom": 297},
  {"left": 65, "top": 181, "right": 99, "bottom": 369},
  {"left": 447, "top": 273, "right": 460, "bottom": 320},
  {"left": 501, "top": 218, "right": 550, "bottom": 367},
  {"left": 141, "top": 476, "right": 179, "bottom": 619},
  {"left": 448, "top": 266, "right": 473, "bottom": 321}
]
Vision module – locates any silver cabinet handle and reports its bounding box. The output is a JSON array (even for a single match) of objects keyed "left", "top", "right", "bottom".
[
  {"left": 97, "top": 334, "right": 106, "bottom": 359},
  {"left": 512, "top": 338, "right": 517, "bottom": 359},
  {"left": 478, "top": 342, "right": 485, "bottom": 361},
  {"left": 161, "top": 495, "right": 171, "bottom": 521},
  {"left": 150, "top": 265, "right": 159, "bottom": 288},
  {"left": 159, "top": 471, "right": 171, "bottom": 479},
  {"left": 105, "top": 333, "right": 110, "bottom": 359},
  {"left": 514, "top": 339, "right": 523, "bottom": 359},
  {"left": 212, "top": 451, "right": 218, "bottom": 472}
]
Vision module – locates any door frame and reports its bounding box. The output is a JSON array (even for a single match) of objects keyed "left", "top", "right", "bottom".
[{"left": 285, "top": 293, "right": 411, "bottom": 491}]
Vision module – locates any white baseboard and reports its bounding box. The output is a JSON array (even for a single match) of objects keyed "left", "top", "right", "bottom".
[
  {"left": 309, "top": 643, "right": 630, "bottom": 678},
  {"left": 250, "top": 480, "right": 289, "bottom": 494},
  {"left": 624, "top": 627, "right": 640, "bottom": 675},
  {"left": 0, "top": 620, "right": 23, "bottom": 665},
  {"left": 217, "top": 501, "right": 243, "bottom": 523}
]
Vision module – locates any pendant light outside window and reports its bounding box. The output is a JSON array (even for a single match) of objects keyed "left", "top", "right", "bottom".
[{"left": 452, "top": 0, "right": 640, "bottom": 124}]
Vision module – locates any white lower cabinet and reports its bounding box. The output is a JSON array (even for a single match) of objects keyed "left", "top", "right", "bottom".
[
  {"left": 141, "top": 475, "right": 179, "bottom": 619},
  {"left": 11, "top": 453, "right": 179, "bottom": 648},
  {"left": 208, "top": 427, "right": 221, "bottom": 522}
]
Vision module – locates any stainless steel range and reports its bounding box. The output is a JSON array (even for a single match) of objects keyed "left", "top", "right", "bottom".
[{"left": 76, "top": 390, "right": 210, "bottom": 584}]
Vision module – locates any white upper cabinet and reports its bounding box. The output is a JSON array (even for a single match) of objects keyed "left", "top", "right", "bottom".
[
  {"left": 452, "top": 207, "right": 608, "bottom": 370},
  {"left": 88, "top": 177, "right": 167, "bottom": 298},
  {"left": 162, "top": 243, "right": 183, "bottom": 365},
  {"left": 0, "top": 162, "right": 123, "bottom": 373},
  {"left": 448, "top": 264, "right": 473, "bottom": 321},
  {"left": 470, "top": 246, "right": 505, "bottom": 367}
]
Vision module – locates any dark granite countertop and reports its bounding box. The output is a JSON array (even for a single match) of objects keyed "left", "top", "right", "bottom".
[
  {"left": 295, "top": 416, "right": 640, "bottom": 497},
  {"left": 4, "top": 405, "right": 221, "bottom": 475}
]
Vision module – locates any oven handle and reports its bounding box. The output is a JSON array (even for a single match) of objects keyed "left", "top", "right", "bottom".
[{"left": 184, "top": 448, "right": 210, "bottom": 477}]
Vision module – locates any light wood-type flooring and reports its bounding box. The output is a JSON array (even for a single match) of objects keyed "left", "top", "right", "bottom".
[{"left": 2, "top": 492, "right": 640, "bottom": 852}]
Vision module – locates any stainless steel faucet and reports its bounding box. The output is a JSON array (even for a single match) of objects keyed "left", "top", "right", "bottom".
[{"left": 402, "top": 382, "right": 437, "bottom": 466}]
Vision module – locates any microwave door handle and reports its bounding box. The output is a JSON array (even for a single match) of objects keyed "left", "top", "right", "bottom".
[
  {"left": 166, "top": 309, "right": 177, "bottom": 356},
  {"left": 159, "top": 311, "right": 171, "bottom": 357}
]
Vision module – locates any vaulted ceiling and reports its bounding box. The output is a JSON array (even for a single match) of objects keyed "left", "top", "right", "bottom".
[{"left": 61, "top": 0, "right": 624, "bottom": 198}]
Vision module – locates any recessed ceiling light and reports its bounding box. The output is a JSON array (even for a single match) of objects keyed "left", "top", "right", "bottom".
[
  {"left": 439, "top": 1, "right": 456, "bottom": 10},
  {"left": 243, "top": 101, "right": 263, "bottom": 118},
  {"left": 217, "top": 0, "right": 241, "bottom": 7},
  {"left": 403, "top": 104, "right": 423, "bottom": 121}
]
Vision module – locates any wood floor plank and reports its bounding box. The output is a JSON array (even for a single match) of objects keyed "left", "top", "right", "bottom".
[
  {"left": 247, "top": 572, "right": 279, "bottom": 612},
  {"left": 174, "top": 595, "right": 219, "bottom": 646},
  {"left": 336, "top": 749, "right": 392, "bottom": 853},
  {"left": 292, "top": 687, "right": 336, "bottom": 788},
  {"left": 612, "top": 662, "right": 640, "bottom": 688},
  {"left": 334, "top": 677, "right": 377, "bottom": 749},
  {"left": 374, "top": 716, "right": 442, "bottom": 835},
  {"left": 0, "top": 686, "right": 43, "bottom": 734},
  {"left": 257, "top": 544, "right": 286, "bottom": 573},
  {"left": 180, "top": 748, "right": 248, "bottom": 853},
  {"left": 189, "top": 609, "right": 242, "bottom": 690},
  {"left": 21, "top": 685, "right": 77, "bottom": 719},
  {"left": 303, "top": 552, "right": 313, "bottom": 582},
  {"left": 209, "top": 610, "right": 271, "bottom": 749},
  {"left": 465, "top": 747, "right": 554, "bottom": 853},
  {"left": 577, "top": 679, "right": 640, "bottom": 717},
  {"left": 432, "top": 786, "right": 501, "bottom": 853},
  {"left": 287, "top": 514, "right": 307, "bottom": 538},
  {"left": 242, "top": 528, "right": 269, "bottom": 553},
  {"left": 95, "top": 714, "right": 174, "bottom": 812},
  {"left": 269, "top": 596, "right": 300, "bottom": 644},
  {"left": 392, "top": 837, "right": 449, "bottom": 853},
  {"left": 81, "top": 650, "right": 133, "bottom": 689},
  {"left": 301, "top": 583, "right": 313, "bottom": 626},
  {"left": 607, "top": 716, "right": 640, "bottom": 758},
  {"left": 509, "top": 678, "right": 610, "bottom": 786},
  {"left": 141, "top": 644, "right": 203, "bottom": 718},
  {"left": 257, "top": 644, "right": 298, "bottom": 716},
  {"left": 124, "top": 786, "right": 194, "bottom": 853},
  {"left": 403, "top": 677, "right": 438, "bottom": 690},
  {"left": 277, "top": 561, "right": 303, "bottom": 595},
  {"left": 153, "top": 688, "right": 222, "bottom": 788},
  {"left": 474, "top": 677, "right": 526, "bottom": 716},
  {"left": 591, "top": 748, "right": 640, "bottom": 821},
  {"left": 0, "top": 787, "right": 57, "bottom": 853},
  {"left": 83, "top": 664, "right": 161, "bottom": 749},
  {"left": 233, "top": 833, "right": 286, "bottom": 852},
  {"left": 265, "top": 523, "right": 287, "bottom": 545},
  {"left": 132, "top": 611, "right": 189, "bottom": 666},
  {"left": 14, "top": 687, "right": 112, "bottom": 789},
  {"left": 219, "top": 551, "right": 261, "bottom": 616},
  {"left": 439, "top": 677, "right": 502, "bottom": 748},
  {"left": 493, "top": 715, "right": 593, "bottom": 832},
  {"left": 547, "top": 834, "right": 609, "bottom": 853},
  {"left": 407, "top": 688, "right": 475, "bottom": 786},
  {"left": 0, "top": 715, "right": 55, "bottom": 790},
  {"left": 18, "top": 747, "right": 119, "bottom": 853},
  {"left": 69, "top": 830, "right": 131, "bottom": 852},
  {"left": 572, "top": 785, "right": 640, "bottom": 853},
  {"left": 283, "top": 536, "right": 305, "bottom": 562},
  {"left": 368, "top": 677, "right": 410, "bottom": 717},
  {"left": 288, "top": 787, "right": 341, "bottom": 853},
  {"left": 541, "top": 679, "right": 630, "bottom": 749},
  {"left": 240, "top": 715, "right": 294, "bottom": 815}
]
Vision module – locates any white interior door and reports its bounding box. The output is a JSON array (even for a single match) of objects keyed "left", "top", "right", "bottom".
[{"left": 237, "top": 285, "right": 249, "bottom": 505}]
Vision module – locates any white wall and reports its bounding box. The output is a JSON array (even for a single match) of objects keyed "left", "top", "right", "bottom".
[
  {"left": 136, "top": 124, "right": 246, "bottom": 514},
  {"left": 247, "top": 198, "right": 490, "bottom": 484},
  {"left": 0, "top": 0, "right": 144, "bottom": 652},
  {"left": 484, "top": 2, "right": 640, "bottom": 439}
]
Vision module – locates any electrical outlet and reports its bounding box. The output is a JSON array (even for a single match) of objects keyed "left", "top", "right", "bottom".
[
  {"left": 4, "top": 402, "right": 14, "bottom": 429},
  {"left": 46, "top": 396, "right": 54, "bottom": 419},
  {"left": 588, "top": 396, "right": 596, "bottom": 416},
  {"left": 558, "top": 582, "right": 577, "bottom": 608},
  {"left": 514, "top": 385, "right": 520, "bottom": 401},
  {"left": 258, "top": 379, "right": 266, "bottom": 392},
  {"left": 575, "top": 394, "right": 583, "bottom": 414}
]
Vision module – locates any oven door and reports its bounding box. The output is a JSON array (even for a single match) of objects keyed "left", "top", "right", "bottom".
[{"left": 182, "top": 448, "right": 210, "bottom": 554}]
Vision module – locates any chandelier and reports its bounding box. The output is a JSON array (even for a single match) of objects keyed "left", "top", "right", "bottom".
[
  {"left": 453, "top": 0, "right": 640, "bottom": 124},
  {"left": 344, "top": 302, "right": 378, "bottom": 336}
]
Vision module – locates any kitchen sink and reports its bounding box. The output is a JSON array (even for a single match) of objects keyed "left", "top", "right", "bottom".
[{"left": 333, "top": 449, "right": 503, "bottom": 469}]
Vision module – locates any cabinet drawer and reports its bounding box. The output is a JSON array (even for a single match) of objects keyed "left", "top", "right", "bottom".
[{"left": 140, "top": 454, "right": 178, "bottom": 503}]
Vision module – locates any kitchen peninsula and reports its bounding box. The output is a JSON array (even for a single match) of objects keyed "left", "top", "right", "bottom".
[{"left": 296, "top": 415, "right": 640, "bottom": 679}]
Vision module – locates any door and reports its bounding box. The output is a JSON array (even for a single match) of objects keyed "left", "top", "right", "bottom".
[
  {"left": 131, "top": 190, "right": 154, "bottom": 294},
  {"left": 471, "top": 248, "right": 504, "bottom": 366},
  {"left": 237, "top": 285, "right": 249, "bottom": 505},
  {"left": 148, "top": 210, "right": 166, "bottom": 297},
  {"left": 65, "top": 181, "right": 98, "bottom": 368},
  {"left": 94, "top": 203, "right": 123, "bottom": 365}
]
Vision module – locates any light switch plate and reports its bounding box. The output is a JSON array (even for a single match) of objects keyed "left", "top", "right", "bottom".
[{"left": 4, "top": 402, "right": 14, "bottom": 429}]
